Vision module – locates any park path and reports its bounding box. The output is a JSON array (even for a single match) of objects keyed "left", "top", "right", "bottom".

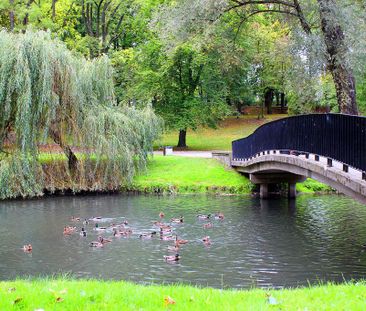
[{"left": 153, "top": 150, "right": 213, "bottom": 158}]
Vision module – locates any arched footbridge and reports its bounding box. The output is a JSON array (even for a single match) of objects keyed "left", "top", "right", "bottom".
[{"left": 229, "top": 114, "right": 366, "bottom": 204}]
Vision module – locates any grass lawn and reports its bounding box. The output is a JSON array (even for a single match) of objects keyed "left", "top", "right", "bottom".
[
  {"left": 1, "top": 279, "right": 365, "bottom": 310},
  {"left": 131, "top": 155, "right": 252, "bottom": 194},
  {"left": 155, "top": 114, "right": 286, "bottom": 151}
]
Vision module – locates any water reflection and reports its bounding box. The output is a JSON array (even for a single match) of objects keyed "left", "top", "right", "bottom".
[{"left": 0, "top": 194, "right": 366, "bottom": 288}]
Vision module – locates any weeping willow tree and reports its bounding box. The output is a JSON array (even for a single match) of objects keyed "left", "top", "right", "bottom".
[{"left": 0, "top": 30, "right": 162, "bottom": 199}]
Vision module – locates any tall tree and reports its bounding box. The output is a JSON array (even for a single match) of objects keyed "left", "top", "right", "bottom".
[{"left": 154, "top": 0, "right": 359, "bottom": 115}]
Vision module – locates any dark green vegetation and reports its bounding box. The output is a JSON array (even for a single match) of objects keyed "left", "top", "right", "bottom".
[
  {"left": 0, "top": 279, "right": 365, "bottom": 310},
  {"left": 2, "top": 1, "right": 366, "bottom": 148}
]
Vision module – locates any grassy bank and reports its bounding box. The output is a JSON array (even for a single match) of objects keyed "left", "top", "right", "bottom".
[
  {"left": 1, "top": 279, "right": 365, "bottom": 310},
  {"left": 156, "top": 115, "right": 286, "bottom": 151},
  {"left": 130, "top": 156, "right": 253, "bottom": 194}
]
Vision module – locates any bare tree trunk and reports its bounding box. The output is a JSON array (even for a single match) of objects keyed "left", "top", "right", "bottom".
[
  {"left": 177, "top": 129, "right": 187, "bottom": 148},
  {"left": 52, "top": 0, "right": 57, "bottom": 21},
  {"left": 9, "top": 0, "right": 15, "bottom": 31},
  {"left": 317, "top": 0, "right": 358, "bottom": 115}
]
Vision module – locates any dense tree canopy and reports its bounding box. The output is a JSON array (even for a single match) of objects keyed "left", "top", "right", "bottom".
[{"left": 1, "top": 0, "right": 366, "bottom": 150}]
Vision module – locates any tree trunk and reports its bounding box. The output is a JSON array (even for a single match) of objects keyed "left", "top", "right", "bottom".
[
  {"left": 264, "top": 88, "right": 274, "bottom": 114},
  {"left": 177, "top": 129, "right": 187, "bottom": 148},
  {"left": 280, "top": 93, "right": 286, "bottom": 113},
  {"left": 9, "top": 0, "right": 14, "bottom": 31},
  {"left": 317, "top": 0, "right": 358, "bottom": 115},
  {"left": 52, "top": 0, "right": 57, "bottom": 21}
]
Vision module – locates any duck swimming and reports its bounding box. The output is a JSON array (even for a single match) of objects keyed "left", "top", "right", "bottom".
[
  {"left": 23, "top": 244, "right": 32, "bottom": 253},
  {"left": 80, "top": 227, "right": 87, "bottom": 237},
  {"left": 83, "top": 218, "right": 89, "bottom": 225},
  {"left": 203, "top": 222, "right": 213, "bottom": 229},
  {"left": 89, "top": 216, "right": 102, "bottom": 222},
  {"left": 175, "top": 235, "right": 188, "bottom": 245},
  {"left": 197, "top": 214, "right": 211, "bottom": 220},
  {"left": 214, "top": 212, "right": 224, "bottom": 220},
  {"left": 202, "top": 236, "right": 211, "bottom": 245},
  {"left": 139, "top": 232, "right": 157, "bottom": 239},
  {"left": 94, "top": 223, "right": 107, "bottom": 231},
  {"left": 63, "top": 226, "right": 76, "bottom": 235},
  {"left": 171, "top": 216, "right": 184, "bottom": 224},
  {"left": 164, "top": 254, "right": 180, "bottom": 262},
  {"left": 71, "top": 216, "right": 80, "bottom": 222}
]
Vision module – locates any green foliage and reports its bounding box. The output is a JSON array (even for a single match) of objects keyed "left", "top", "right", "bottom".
[{"left": 0, "top": 30, "right": 162, "bottom": 199}]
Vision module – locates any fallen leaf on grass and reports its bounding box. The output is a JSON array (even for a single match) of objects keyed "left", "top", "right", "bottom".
[
  {"left": 164, "top": 296, "right": 176, "bottom": 306},
  {"left": 56, "top": 297, "right": 64, "bottom": 303},
  {"left": 13, "top": 297, "right": 23, "bottom": 304}
]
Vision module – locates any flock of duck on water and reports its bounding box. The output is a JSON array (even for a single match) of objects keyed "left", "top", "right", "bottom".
[{"left": 23, "top": 211, "right": 224, "bottom": 262}]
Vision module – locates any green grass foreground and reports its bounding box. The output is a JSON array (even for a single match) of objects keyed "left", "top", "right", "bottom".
[
  {"left": 1, "top": 280, "right": 365, "bottom": 310},
  {"left": 130, "top": 155, "right": 253, "bottom": 194}
]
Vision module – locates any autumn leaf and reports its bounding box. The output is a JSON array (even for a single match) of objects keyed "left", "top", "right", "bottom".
[
  {"left": 164, "top": 296, "right": 176, "bottom": 306},
  {"left": 56, "top": 297, "right": 64, "bottom": 303}
]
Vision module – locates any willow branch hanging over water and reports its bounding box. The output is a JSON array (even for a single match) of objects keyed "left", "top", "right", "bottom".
[{"left": 0, "top": 30, "right": 162, "bottom": 199}]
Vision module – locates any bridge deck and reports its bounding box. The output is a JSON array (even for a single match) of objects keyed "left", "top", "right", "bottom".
[{"left": 231, "top": 150, "right": 366, "bottom": 204}]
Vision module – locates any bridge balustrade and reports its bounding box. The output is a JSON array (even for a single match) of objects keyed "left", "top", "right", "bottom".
[{"left": 232, "top": 114, "right": 366, "bottom": 172}]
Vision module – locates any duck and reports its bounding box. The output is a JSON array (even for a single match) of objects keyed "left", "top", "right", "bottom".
[
  {"left": 63, "top": 226, "right": 76, "bottom": 235},
  {"left": 89, "top": 216, "right": 102, "bottom": 222},
  {"left": 71, "top": 216, "right": 80, "bottom": 222},
  {"left": 80, "top": 227, "right": 87, "bottom": 237},
  {"left": 23, "top": 244, "right": 32, "bottom": 252},
  {"left": 214, "top": 212, "right": 224, "bottom": 220},
  {"left": 175, "top": 235, "right": 188, "bottom": 245},
  {"left": 160, "top": 234, "right": 175, "bottom": 241},
  {"left": 203, "top": 222, "right": 213, "bottom": 229},
  {"left": 139, "top": 231, "right": 157, "bottom": 239},
  {"left": 202, "top": 236, "right": 211, "bottom": 245},
  {"left": 90, "top": 241, "right": 104, "bottom": 248},
  {"left": 159, "top": 212, "right": 165, "bottom": 218},
  {"left": 171, "top": 216, "right": 184, "bottom": 224},
  {"left": 93, "top": 223, "right": 108, "bottom": 231},
  {"left": 197, "top": 214, "right": 211, "bottom": 220},
  {"left": 160, "top": 227, "right": 172, "bottom": 234},
  {"left": 164, "top": 254, "right": 180, "bottom": 262},
  {"left": 98, "top": 236, "right": 111, "bottom": 244},
  {"left": 113, "top": 228, "right": 122, "bottom": 238},
  {"left": 83, "top": 218, "right": 89, "bottom": 225}
]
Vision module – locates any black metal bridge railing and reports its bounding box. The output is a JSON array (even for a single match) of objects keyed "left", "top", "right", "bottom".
[{"left": 232, "top": 114, "right": 366, "bottom": 173}]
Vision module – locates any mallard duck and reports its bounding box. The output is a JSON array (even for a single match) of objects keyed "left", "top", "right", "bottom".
[
  {"left": 175, "top": 236, "right": 188, "bottom": 245},
  {"left": 197, "top": 214, "right": 211, "bottom": 220},
  {"left": 202, "top": 236, "right": 211, "bottom": 245},
  {"left": 23, "top": 244, "right": 32, "bottom": 252},
  {"left": 203, "top": 222, "right": 213, "bottom": 229},
  {"left": 164, "top": 254, "right": 180, "bottom": 262},
  {"left": 171, "top": 216, "right": 184, "bottom": 224}
]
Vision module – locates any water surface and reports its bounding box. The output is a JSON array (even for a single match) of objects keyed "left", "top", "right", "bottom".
[{"left": 1, "top": 194, "right": 366, "bottom": 289}]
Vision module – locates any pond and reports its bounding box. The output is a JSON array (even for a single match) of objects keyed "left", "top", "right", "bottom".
[{"left": 1, "top": 194, "right": 366, "bottom": 289}]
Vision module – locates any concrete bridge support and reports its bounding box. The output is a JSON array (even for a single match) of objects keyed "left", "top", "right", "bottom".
[{"left": 250, "top": 173, "right": 305, "bottom": 200}]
